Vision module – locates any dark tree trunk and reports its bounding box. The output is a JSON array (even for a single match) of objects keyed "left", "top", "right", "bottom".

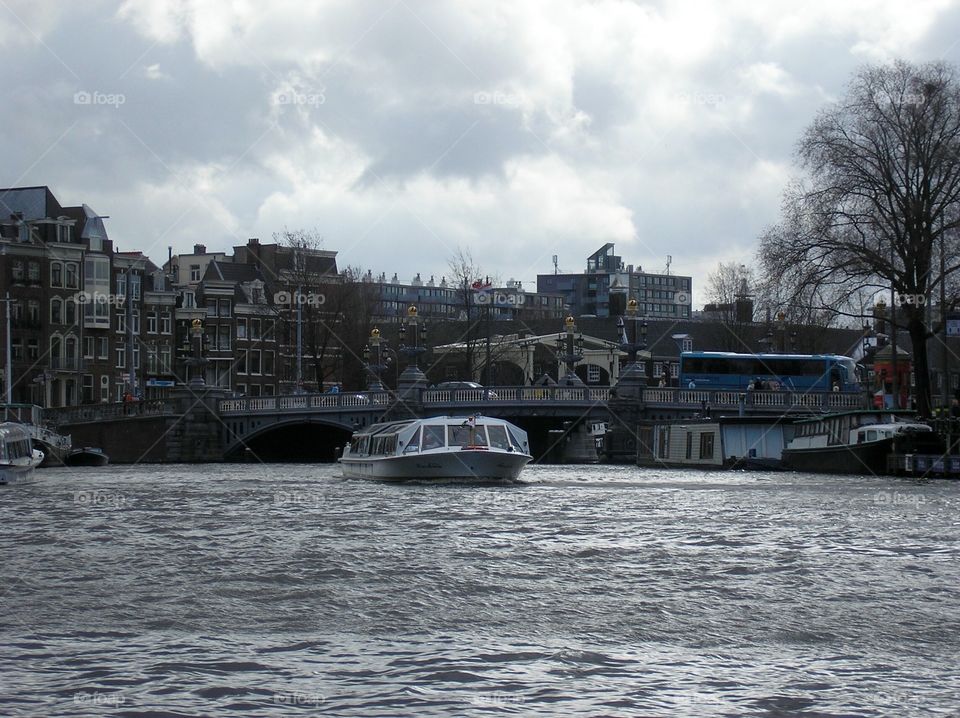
[{"left": 908, "top": 312, "right": 932, "bottom": 416}]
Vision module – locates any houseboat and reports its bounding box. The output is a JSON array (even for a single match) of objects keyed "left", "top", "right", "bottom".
[
  {"left": 782, "top": 410, "right": 936, "bottom": 475},
  {"left": 640, "top": 416, "right": 795, "bottom": 470},
  {"left": 340, "top": 415, "right": 532, "bottom": 481},
  {"left": 0, "top": 422, "right": 44, "bottom": 485}
]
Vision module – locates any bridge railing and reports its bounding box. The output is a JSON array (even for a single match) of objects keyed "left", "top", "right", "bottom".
[
  {"left": 216, "top": 386, "right": 867, "bottom": 416},
  {"left": 642, "top": 387, "right": 865, "bottom": 410},
  {"left": 45, "top": 399, "right": 176, "bottom": 426},
  {"left": 422, "top": 386, "right": 610, "bottom": 404},
  {"left": 219, "top": 391, "right": 394, "bottom": 415}
]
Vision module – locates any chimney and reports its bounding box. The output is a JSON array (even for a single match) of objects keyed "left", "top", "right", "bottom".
[
  {"left": 194, "top": 244, "right": 206, "bottom": 255},
  {"left": 248, "top": 237, "right": 260, "bottom": 246}
]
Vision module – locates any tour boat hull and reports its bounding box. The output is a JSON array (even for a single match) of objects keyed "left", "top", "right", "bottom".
[{"left": 340, "top": 448, "right": 531, "bottom": 481}]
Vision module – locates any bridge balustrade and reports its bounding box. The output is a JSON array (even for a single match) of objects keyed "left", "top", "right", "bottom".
[{"left": 216, "top": 386, "right": 867, "bottom": 416}]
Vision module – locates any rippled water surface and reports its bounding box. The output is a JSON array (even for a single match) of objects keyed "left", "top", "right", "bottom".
[{"left": 2, "top": 464, "right": 960, "bottom": 716}]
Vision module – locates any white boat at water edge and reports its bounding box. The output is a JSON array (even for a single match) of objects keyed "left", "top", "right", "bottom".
[
  {"left": 0, "top": 422, "right": 44, "bottom": 485},
  {"left": 340, "top": 415, "right": 532, "bottom": 481}
]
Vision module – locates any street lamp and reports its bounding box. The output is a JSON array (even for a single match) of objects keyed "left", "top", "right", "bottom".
[
  {"left": 364, "top": 327, "right": 386, "bottom": 391},
  {"left": 556, "top": 315, "right": 584, "bottom": 386},
  {"left": 616, "top": 298, "right": 648, "bottom": 387},
  {"left": 187, "top": 318, "right": 207, "bottom": 388},
  {"left": 397, "top": 305, "right": 429, "bottom": 399}
]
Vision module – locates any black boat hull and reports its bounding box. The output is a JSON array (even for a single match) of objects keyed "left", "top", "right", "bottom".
[{"left": 782, "top": 439, "right": 892, "bottom": 475}]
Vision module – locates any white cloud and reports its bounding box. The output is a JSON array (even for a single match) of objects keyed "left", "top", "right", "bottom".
[{"left": 3, "top": 0, "right": 958, "bottom": 298}]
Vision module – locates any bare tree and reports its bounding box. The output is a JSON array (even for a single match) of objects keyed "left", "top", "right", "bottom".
[
  {"left": 446, "top": 246, "right": 486, "bottom": 380},
  {"left": 758, "top": 60, "right": 960, "bottom": 415}
]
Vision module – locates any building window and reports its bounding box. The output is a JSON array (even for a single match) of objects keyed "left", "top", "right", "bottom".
[
  {"left": 146, "top": 346, "right": 158, "bottom": 374},
  {"left": 160, "top": 312, "right": 172, "bottom": 334},
  {"left": 587, "top": 365, "right": 600, "bottom": 383},
  {"left": 263, "top": 385, "right": 275, "bottom": 396},
  {"left": 82, "top": 375, "right": 94, "bottom": 404},
  {"left": 218, "top": 325, "right": 230, "bottom": 351},
  {"left": 65, "top": 263, "right": 78, "bottom": 288},
  {"left": 11, "top": 340, "right": 22, "bottom": 361},
  {"left": 263, "top": 351, "right": 274, "bottom": 376},
  {"left": 183, "top": 291, "right": 195, "bottom": 309},
  {"left": 218, "top": 299, "right": 231, "bottom": 317},
  {"left": 249, "top": 384, "right": 261, "bottom": 397},
  {"left": 50, "top": 262, "right": 63, "bottom": 287},
  {"left": 100, "top": 375, "right": 110, "bottom": 403},
  {"left": 250, "top": 350, "right": 261, "bottom": 375},
  {"left": 190, "top": 264, "right": 201, "bottom": 281},
  {"left": 237, "top": 350, "right": 247, "bottom": 374},
  {"left": 12, "top": 261, "right": 24, "bottom": 281},
  {"left": 251, "top": 319, "right": 261, "bottom": 341},
  {"left": 116, "top": 342, "right": 126, "bottom": 368},
  {"left": 28, "top": 339, "right": 39, "bottom": 360},
  {"left": 27, "top": 300, "right": 40, "bottom": 323},
  {"left": 206, "top": 300, "right": 217, "bottom": 317},
  {"left": 236, "top": 383, "right": 247, "bottom": 396},
  {"left": 98, "top": 337, "right": 109, "bottom": 359},
  {"left": 83, "top": 337, "right": 94, "bottom": 359},
  {"left": 159, "top": 346, "right": 172, "bottom": 373},
  {"left": 117, "top": 313, "right": 126, "bottom": 334},
  {"left": 131, "top": 274, "right": 141, "bottom": 300},
  {"left": 147, "top": 312, "right": 158, "bottom": 334},
  {"left": 237, "top": 318, "right": 247, "bottom": 339},
  {"left": 51, "top": 298, "right": 63, "bottom": 324},
  {"left": 28, "top": 261, "right": 40, "bottom": 282}
]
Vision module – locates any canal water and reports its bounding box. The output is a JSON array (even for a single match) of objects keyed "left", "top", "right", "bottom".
[{"left": 1, "top": 464, "right": 959, "bottom": 717}]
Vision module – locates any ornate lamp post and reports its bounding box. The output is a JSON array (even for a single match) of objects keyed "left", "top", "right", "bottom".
[
  {"left": 397, "top": 305, "right": 429, "bottom": 399},
  {"left": 363, "top": 327, "right": 386, "bottom": 391},
  {"left": 555, "top": 315, "right": 584, "bottom": 386},
  {"left": 614, "top": 299, "right": 648, "bottom": 399},
  {"left": 186, "top": 318, "right": 208, "bottom": 388}
]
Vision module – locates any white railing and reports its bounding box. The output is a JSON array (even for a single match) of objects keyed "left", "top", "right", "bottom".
[{"left": 219, "top": 386, "right": 868, "bottom": 415}]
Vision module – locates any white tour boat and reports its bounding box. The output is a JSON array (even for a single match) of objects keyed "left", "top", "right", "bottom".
[
  {"left": 340, "top": 415, "right": 532, "bottom": 481},
  {"left": 0, "top": 422, "right": 44, "bottom": 485}
]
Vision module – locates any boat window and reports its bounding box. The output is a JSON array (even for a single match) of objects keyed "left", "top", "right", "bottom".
[
  {"left": 487, "top": 425, "right": 510, "bottom": 450},
  {"left": 404, "top": 427, "right": 421, "bottom": 454},
  {"left": 699, "top": 432, "right": 715, "bottom": 460},
  {"left": 867, "top": 430, "right": 877, "bottom": 442},
  {"left": 507, "top": 426, "right": 527, "bottom": 451},
  {"left": 422, "top": 425, "right": 445, "bottom": 451},
  {"left": 445, "top": 424, "right": 479, "bottom": 447}
]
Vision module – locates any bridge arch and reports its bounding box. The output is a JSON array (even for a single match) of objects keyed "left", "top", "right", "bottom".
[{"left": 224, "top": 416, "right": 355, "bottom": 462}]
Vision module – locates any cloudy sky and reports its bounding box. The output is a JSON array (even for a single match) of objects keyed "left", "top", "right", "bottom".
[{"left": 3, "top": 0, "right": 960, "bottom": 304}]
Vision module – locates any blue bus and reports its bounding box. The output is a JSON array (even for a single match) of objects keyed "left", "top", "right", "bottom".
[{"left": 679, "top": 352, "right": 860, "bottom": 392}]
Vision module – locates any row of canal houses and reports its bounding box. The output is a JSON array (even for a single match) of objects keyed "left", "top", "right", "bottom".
[{"left": 0, "top": 186, "right": 570, "bottom": 408}]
